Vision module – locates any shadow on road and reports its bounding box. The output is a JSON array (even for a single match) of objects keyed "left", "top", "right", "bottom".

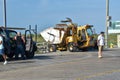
[
  {"left": 33, "top": 55, "right": 54, "bottom": 60},
  {"left": 104, "top": 48, "right": 120, "bottom": 51},
  {"left": 5, "top": 55, "right": 54, "bottom": 62}
]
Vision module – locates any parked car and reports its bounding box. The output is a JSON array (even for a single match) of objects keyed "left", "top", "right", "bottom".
[{"left": 0, "top": 27, "right": 37, "bottom": 60}]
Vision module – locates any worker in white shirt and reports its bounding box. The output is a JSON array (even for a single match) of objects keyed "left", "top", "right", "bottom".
[{"left": 97, "top": 32, "right": 105, "bottom": 58}]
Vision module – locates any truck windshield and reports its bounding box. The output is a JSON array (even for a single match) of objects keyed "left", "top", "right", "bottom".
[{"left": 86, "top": 28, "right": 93, "bottom": 36}]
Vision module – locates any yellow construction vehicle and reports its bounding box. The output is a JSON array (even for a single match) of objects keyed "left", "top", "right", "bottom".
[
  {"left": 40, "top": 18, "right": 95, "bottom": 52},
  {"left": 76, "top": 24, "right": 95, "bottom": 51}
]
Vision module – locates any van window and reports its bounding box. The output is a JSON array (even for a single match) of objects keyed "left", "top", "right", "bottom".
[
  {"left": 0, "top": 28, "right": 4, "bottom": 35},
  {"left": 9, "top": 31, "right": 17, "bottom": 38}
]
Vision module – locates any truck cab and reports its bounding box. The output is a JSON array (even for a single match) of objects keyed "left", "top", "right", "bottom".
[{"left": 77, "top": 25, "right": 95, "bottom": 50}]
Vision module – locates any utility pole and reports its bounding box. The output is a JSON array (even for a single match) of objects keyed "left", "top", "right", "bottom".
[
  {"left": 3, "top": 0, "right": 7, "bottom": 29},
  {"left": 35, "top": 25, "right": 37, "bottom": 42},
  {"left": 105, "top": 0, "right": 109, "bottom": 48}
]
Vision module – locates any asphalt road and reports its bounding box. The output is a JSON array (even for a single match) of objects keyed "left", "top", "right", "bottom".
[{"left": 0, "top": 48, "right": 120, "bottom": 80}]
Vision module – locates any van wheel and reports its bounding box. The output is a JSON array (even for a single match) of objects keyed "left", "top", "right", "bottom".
[
  {"left": 82, "top": 48, "right": 88, "bottom": 51},
  {"left": 0, "top": 56, "right": 4, "bottom": 61},
  {"left": 48, "top": 45, "right": 56, "bottom": 52},
  {"left": 7, "top": 53, "right": 14, "bottom": 59},
  {"left": 25, "top": 51, "right": 35, "bottom": 59}
]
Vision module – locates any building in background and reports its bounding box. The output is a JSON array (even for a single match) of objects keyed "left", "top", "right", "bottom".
[{"left": 108, "top": 21, "right": 120, "bottom": 33}]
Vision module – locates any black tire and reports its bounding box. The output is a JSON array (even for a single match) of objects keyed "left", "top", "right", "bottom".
[
  {"left": 68, "top": 43, "right": 77, "bottom": 52},
  {"left": 0, "top": 55, "right": 4, "bottom": 61},
  {"left": 48, "top": 44, "right": 56, "bottom": 52},
  {"left": 33, "top": 45, "right": 37, "bottom": 52},
  {"left": 25, "top": 51, "right": 35, "bottom": 59},
  {"left": 93, "top": 40, "right": 98, "bottom": 50},
  {"left": 7, "top": 53, "right": 14, "bottom": 59},
  {"left": 81, "top": 48, "right": 88, "bottom": 51}
]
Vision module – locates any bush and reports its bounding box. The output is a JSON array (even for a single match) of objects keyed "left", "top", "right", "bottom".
[{"left": 108, "top": 34, "right": 117, "bottom": 45}]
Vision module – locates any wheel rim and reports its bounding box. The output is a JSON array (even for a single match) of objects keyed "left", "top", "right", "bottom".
[
  {"left": 49, "top": 47, "right": 53, "bottom": 52},
  {"left": 69, "top": 45, "right": 73, "bottom": 51}
]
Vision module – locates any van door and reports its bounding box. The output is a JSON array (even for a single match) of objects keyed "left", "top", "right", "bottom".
[
  {"left": 25, "top": 30, "right": 34, "bottom": 58},
  {"left": 25, "top": 30, "right": 33, "bottom": 52}
]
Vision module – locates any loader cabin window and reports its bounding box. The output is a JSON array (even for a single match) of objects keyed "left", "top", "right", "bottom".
[
  {"left": 81, "top": 29, "right": 86, "bottom": 41},
  {"left": 66, "top": 28, "right": 72, "bottom": 36},
  {"left": 86, "top": 28, "right": 93, "bottom": 36},
  {"left": 78, "top": 30, "right": 81, "bottom": 37},
  {"left": 70, "top": 30, "right": 72, "bottom": 36}
]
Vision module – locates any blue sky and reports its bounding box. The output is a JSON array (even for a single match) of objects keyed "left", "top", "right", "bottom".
[{"left": 0, "top": 0, "right": 120, "bottom": 33}]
